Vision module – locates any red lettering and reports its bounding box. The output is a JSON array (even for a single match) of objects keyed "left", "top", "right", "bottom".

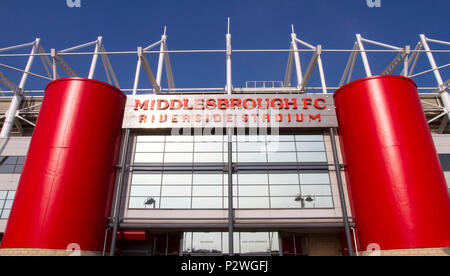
[
  {"left": 172, "top": 115, "right": 178, "bottom": 123},
  {"left": 139, "top": 114, "right": 147, "bottom": 123},
  {"left": 275, "top": 114, "right": 283, "bottom": 122},
  {"left": 314, "top": 98, "right": 327, "bottom": 109},
  {"left": 309, "top": 114, "right": 322, "bottom": 122},
  {"left": 242, "top": 114, "right": 249, "bottom": 122},
  {"left": 227, "top": 114, "right": 234, "bottom": 122},
  {"left": 182, "top": 114, "right": 190, "bottom": 122},
  {"left": 271, "top": 98, "right": 284, "bottom": 109},
  {"left": 157, "top": 99, "right": 169, "bottom": 110},
  {"left": 243, "top": 99, "right": 257, "bottom": 109},
  {"left": 193, "top": 98, "right": 205, "bottom": 110},
  {"left": 183, "top": 99, "right": 193, "bottom": 110},
  {"left": 262, "top": 114, "right": 271, "bottom": 122},
  {"left": 230, "top": 99, "right": 242, "bottom": 109},
  {"left": 170, "top": 99, "right": 183, "bottom": 110},
  {"left": 296, "top": 114, "right": 304, "bottom": 122},
  {"left": 206, "top": 99, "right": 217, "bottom": 109},
  {"left": 218, "top": 99, "right": 229, "bottom": 109},
  {"left": 214, "top": 114, "right": 222, "bottom": 122},
  {"left": 302, "top": 98, "right": 313, "bottom": 109},
  {"left": 134, "top": 100, "right": 149, "bottom": 111},
  {"left": 284, "top": 98, "right": 298, "bottom": 109},
  {"left": 257, "top": 98, "right": 270, "bottom": 109},
  {"left": 159, "top": 114, "right": 168, "bottom": 122}
]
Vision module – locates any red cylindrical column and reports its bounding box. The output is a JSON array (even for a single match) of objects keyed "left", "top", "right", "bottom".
[
  {"left": 334, "top": 75, "right": 450, "bottom": 252},
  {"left": 0, "top": 78, "right": 126, "bottom": 254}
]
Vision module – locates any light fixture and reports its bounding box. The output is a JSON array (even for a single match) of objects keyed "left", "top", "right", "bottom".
[{"left": 144, "top": 197, "right": 156, "bottom": 207}]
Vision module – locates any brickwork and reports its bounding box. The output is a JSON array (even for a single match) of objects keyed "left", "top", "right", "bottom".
[
  {"left": 359, "top": 247, "right": 450, "bottom": 256},
  {"left": 307, "top": 233, "right": 343, "bottom": 256},
  {"left": 0, "top": 248, "right": 102, "bottom": 256}
]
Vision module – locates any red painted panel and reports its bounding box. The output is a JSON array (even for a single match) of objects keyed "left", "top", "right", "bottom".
[
  {"left": 0, "top": 78, "right": 126, "bottom": 252},
  {"left": 334, "top": 75, "right": 450, "bottom": 251}
]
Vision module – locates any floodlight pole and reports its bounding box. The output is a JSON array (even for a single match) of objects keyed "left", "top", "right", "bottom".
[{"left": 0, "top": 38, "right": 40, "bottom": 138}]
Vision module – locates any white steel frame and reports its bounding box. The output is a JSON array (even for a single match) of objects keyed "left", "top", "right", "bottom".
[{"left": 0, "top": 23, "right": 448, "bottom": 137}]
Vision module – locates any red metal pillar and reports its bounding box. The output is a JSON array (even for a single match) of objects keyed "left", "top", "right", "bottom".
[
  {"left": 0, "top": 78, "right": 126, "bottom": 253},
  {"left": 334, "top": 75, "right": 450, "bottom": 252}
]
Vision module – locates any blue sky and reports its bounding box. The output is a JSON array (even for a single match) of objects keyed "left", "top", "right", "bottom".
[{"left": 0, "top": 0, "right": 449, "bottom": 92}]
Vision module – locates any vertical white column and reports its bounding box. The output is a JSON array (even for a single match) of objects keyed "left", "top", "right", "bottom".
[
  {"left": 0, "top": 38, "right": 40, "bottom": 138},
  {"left": 88, "top": 37, "right": 102, "bottom": 79},
  {"left": 226, "top": 19, "right": 232, "bottom": 95},
  {"left": 356, "top": 34, "right": 372, "bottom": 77},
  {"left": 291, "top": 33, "right": 303, "bottom": 89},
  {"left": 156, "top": 27, "right": 167, "bottom": 87}
]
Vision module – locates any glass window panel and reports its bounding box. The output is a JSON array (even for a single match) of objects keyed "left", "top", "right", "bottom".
[
  {"left": 165, "top": 143, "right": 194, "bottom": 152},
  {"left": 238, "top": 174, "right": 268, "bottom": 185},
  {"left": 195, "top": 135, "right": 223, "bottom": 142},
  {"left": 236, "top": 135, "right": 265, "bottom": 142},
  {"left": 296, "top": 142, "right": 326, "bottom": 152},
  {"left": 194, "top": 152, "right": 223, "bottom": 163},
  {"left": 161, "top": 186, "right": 191, "bottom": 196},
  {"left": 164, "top": 153, "right": 193, "bottom": 163},
  {"left": 238, "top": 186, "right": 269, "bottom": 197},
  {"left": 237, "top": 142, "right": 266, "bottom": 152},
  {"left": 222, "top": 231, "right": 241, "bottom": 255},
  {"left": 240, "top": 232, "right": 271, "bottom": 255},
  {"left": 162, "top": 174, "right": 192, "bottom": 185},
  {"left": 182, "top": 232, "right": 193, "bottom": 253},
  {"left": 130, "top": 186, "right": 161, "bottom": 197},
  {"left": 266, "top": 142, "right": 296, "bottom": 152},
  {"left": 192, "top": 197, "right": 223, "bottom": 209},
  {"left": 17, "top": 157, "right": 26, "bottom": 164},
  {"left": 238, "top": 152, "right": 267, "bottom": 163},
  {"left": 134, "top": 152, "right": 164, "bottom": 163},
  {"left": 301, "top": 185, "right": 332, "bottom": 196},
  {"left": 0, "top": 191, "right": 7, "bottom": 199},
  {"left": 193, "top": 186, "right": 222, "bottom": 197},
  {"left": 194, "top": 142, "right": 223, "bottom": 152},
  {"left": 1, "top": 209, "right": 10, "bottom": 219},
  {"left": 160, "top": 197, "right": 191, "bottom": 208},
  {"left": 223, "top": 152, "right": 237, "bottom": 163},
  {"left": 132, "top": 174, "right": 162, "bottom": 185},
  {"left": 300, "top": 173, "right": 330, "bottom": 184},
  {"left": 3, "top": 157, "right": 17, "bottom": 165},
  {"left": 6, "top": 191, "right": 15, "bottom": 200},
  {"left": 4, "top": 200, "right": 13, "bottom": 209},
  {"left": 223, "top": 185, "right": 238, "bottom": 197},
  {"left": 270, "top": 185, "right": 300, "bottom": 196},
  {"left": 223, "top": 197, "right": 239, "bottom": 209},
  {"left": 14, "top": 165, "right": 23, "bottom": 173},
  {"left": 267, "top": 152, "right": 297, "bottom": 163},
  {"left": 297, "top": 152, "right": 327, "bottom": 162},
  {"left": 224, "top": 174, "right": 238, "bottom": 184},
  {"left": 191, "top": 233, "right": 222, "bottom": 254},
  {"left": 303, "top": 196, "right": 333, "bottom": 208},
  {"left": 270, "top": 197, "right": 303, "bottom": 208},
  {"left": 136, "top": 143, "right": 165, "bottom": 152},
  {"left": 129, "top": 197, "right": 160, "bottom": 209},
  {"left": 193, "top": 174, "right": 223, "bottom": 185},
  {"left": 295, "top": 135, "right": 324, "bottom": 141},
  {"left": 266, "top": 135, "right": 295, "bottom": 142},
  {"left": 269, "top": 173, "right": 299, "bottom": 185},
  {"left": 0, "top": 200, "right": 4, "bottom": 208},
  {"left": 238, "top": 197, "right": 270, "bottom": 208},
  {"left": 0, "top": 165, "right": 15, "bottom": 173},
  {"left": 166, "top": 135, "right": 194, "bottom": 142},
  {"left": 137, "top": 136, "right": 166, "bottom": 142}
]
